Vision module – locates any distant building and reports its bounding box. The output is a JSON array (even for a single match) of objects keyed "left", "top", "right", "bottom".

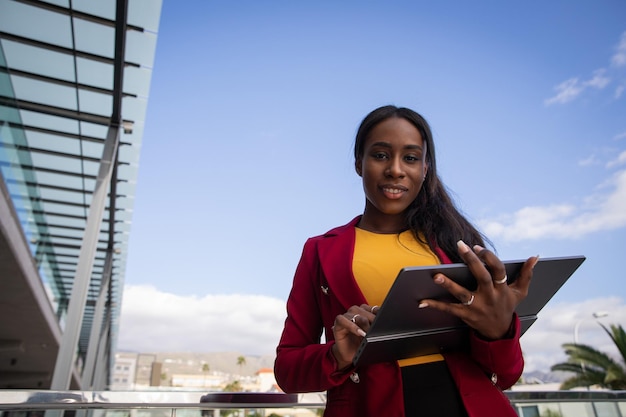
[
  {"left": 110, "top": 352, "right": 137, "bottom": 390},
  {"left": 111, "top": 352, "right": 280, "bottom": 392},
  {"left": 257, "top": 368, "right": 278, "bottom": 392}
]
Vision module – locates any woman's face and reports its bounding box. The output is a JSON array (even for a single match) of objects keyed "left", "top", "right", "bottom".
[{"left": 356, "top": 117, "right": 428, "bottom": 233}]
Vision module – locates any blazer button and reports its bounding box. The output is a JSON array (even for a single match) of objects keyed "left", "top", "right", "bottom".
[
  {"left": 350, "top": 372, "right": 360, "bottom": 383},
  {"left": 490, "top": 373, "right": 498, "bottom": 385}
]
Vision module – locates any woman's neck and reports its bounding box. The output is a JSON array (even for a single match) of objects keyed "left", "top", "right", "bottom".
[{"left": 358, "top": 212, "right": 408, "bottom": 234}]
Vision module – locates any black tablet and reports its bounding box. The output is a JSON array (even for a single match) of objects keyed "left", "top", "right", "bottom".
[{"left": 352, "top": 255, "right": 586, "bottom": 367}]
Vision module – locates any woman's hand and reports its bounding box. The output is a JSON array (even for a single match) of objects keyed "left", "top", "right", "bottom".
[
  {"left": 419, "top": 240, "right": 539, "bottom": 340},
  {"left": 331, "top": 304, "right": 379, "bottom": 370}
]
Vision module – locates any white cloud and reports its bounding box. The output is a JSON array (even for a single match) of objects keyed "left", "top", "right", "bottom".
[
  {"left": 584, "top": 69, "right": 610, "bottom": 89},
  {"left": 607, "top": 150, "right": 626, "bottom": 168},
  {"left": 614, "top": 131, "right": 626, "bottom": 141},
  {"left": 118, "top": 285, "right": 287, "bottom": 354},
  {"left": 521, "top": 297, "right": 626, "bottom": 373},
  {"left": 611, "top": 31, "right": 626, "bottom": 67},
  {"left": 544, "top": 78, "right": 584, "bottom": 105},
  {"left": 545, "top": 32, "right": 626, "bottom": 105},
  {"left": 480, "top": 169, "right": 626, "bottom": 241},
  {"left": 578, "top": 154, "right": 599, "bottom": 167},
  {"left": 544, "top": 71, "right": 610, "bottom": 106}
]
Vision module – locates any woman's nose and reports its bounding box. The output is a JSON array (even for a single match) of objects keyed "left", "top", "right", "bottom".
[{"left": 385, "top": 157, "right": 404, "bottom": 177}]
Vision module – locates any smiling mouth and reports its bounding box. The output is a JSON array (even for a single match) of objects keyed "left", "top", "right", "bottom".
[
  {"left": 382, "top": 187, "right": 404, "bottom": 195},
  {"left": 381, "top": 186, "right": 408, "bottom": 200}
]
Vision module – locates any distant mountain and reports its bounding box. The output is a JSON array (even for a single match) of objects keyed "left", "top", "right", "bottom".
[{"left": 521, "top": 370, "right": 570, "bottom": 384}]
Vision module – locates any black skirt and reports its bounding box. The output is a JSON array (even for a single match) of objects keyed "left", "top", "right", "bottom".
[{"left": 401, "top": 361, "right": 469, "bottom": 417}]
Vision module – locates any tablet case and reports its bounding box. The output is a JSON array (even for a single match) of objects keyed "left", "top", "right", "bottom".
[{"left": 352, "top": 255, "right": 586, "bottom": 367}]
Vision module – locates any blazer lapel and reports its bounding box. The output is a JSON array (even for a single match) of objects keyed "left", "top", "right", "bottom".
[{"left": 316, "top": 216, "right": 367, "bottom": 310}]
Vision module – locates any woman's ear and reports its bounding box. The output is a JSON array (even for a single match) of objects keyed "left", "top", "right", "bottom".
[{"left": 355, "top": 159, "right": 363, "bottom": 177}]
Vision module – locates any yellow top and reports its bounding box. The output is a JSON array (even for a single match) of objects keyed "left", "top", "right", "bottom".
[{"left": 353, "top": 227, "right": 444, "bottom": 366}]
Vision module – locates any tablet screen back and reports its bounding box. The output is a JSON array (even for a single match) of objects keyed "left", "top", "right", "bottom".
[{"left": 352, "top": 255, "right": 585, "bottom": 367}]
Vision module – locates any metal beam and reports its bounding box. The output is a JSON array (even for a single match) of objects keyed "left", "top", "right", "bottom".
[{"left": 49, "top": 121, "right": 120, "bottom": 390}]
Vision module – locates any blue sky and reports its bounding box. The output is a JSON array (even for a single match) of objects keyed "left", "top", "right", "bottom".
[{"left": 118, "top": 0, "right": 626, "bottom": 374}]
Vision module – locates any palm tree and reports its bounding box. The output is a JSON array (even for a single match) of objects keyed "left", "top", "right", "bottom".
[
  {"left": 202, "top": 363, "right": 210, "bottom": 387},
  {"left": 223, "top": 380, "right": 243, "bottom": 392},
  {"left": 237, "top": 355, "right": 246, "bottom": 368},
  {"left": 551, "top": 323, "right": 626, "bottom": 390}
]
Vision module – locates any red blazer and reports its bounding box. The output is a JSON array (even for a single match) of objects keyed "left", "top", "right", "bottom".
[{"left": 275, "top": 217, "right": 523, "bottom": 417}]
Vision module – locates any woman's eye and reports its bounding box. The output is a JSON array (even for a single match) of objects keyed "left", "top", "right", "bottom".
[
  {"left": 373, "top": 152, "right": 388, "bottom": 160},
  {"left": 405, "top": 155, "right": 420, "bottom": 162}
]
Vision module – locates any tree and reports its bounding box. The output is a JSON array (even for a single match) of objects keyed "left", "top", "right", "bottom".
[
  {"left": 237, "top": 356, "right": 246, "bottom": 368},
  {"left": 551, "top": 323, "right": 626, "bottom": 390},
  {"left": 223, "top": 380, "right": 243, "bottom": 392},
  {"left": 202, "top": 363, "right": 210, "bottom": 387}
]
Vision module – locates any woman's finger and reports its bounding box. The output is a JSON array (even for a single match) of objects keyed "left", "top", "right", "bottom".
[
  {"left": 432, "top": 273, "right": 476, "bottom": 306},
  {"left": 472, "top": 244, "right": 508, "bottom": 287},
  {"left": 456, "top": 240, "right": 499, "bottom": 289}
]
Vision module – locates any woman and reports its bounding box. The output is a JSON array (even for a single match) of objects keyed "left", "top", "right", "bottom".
[{"left": 274, "top": 105, "right": 539, "bottom": 417}]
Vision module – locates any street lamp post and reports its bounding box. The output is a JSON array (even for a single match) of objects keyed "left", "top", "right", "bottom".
[
  {"left": 574, "top": 311, "right": 609, "bottom": 344},
  {"left": 573, "top": 311, "right": 609, "bottom": 378}
]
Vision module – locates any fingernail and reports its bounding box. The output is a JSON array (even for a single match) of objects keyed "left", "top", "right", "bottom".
[
  {"left": 473, "top": 244, "right": 484, "bottom": 252},
  {"left": 358, "top": 329, "right": 366, "bottom": 337},
  {"left": 434, "top": 274, "right": 444, "bottom": 284},
  {"left": 418, "top": 302, "right": 429, "bottom": 308},
  {"left": 531, "top": 255, "right": 540, "bottom": 269},
  {"left": 457, "top": 239, "right": 469, "bottom": 254}
]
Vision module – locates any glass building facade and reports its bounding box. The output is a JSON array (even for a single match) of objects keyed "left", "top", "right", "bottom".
[{"left": 0, "top": 0, "right": 162, "bottom": 389}]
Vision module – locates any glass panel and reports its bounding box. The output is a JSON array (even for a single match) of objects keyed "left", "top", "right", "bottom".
[
  {"left": 123, "top": 65, "right": 152, "bottom": 97},
  {"left": 77, "top": 57, "right": 114, "bottom": 90},
  {"left": 47, "top": 226, "right": 84, "bottom": 238},
  {"left": 80, "top": 121, "right": 109, "bottom": 139},
  {"left": 73, "top": 0, "right": 115, "bottom": 20},
  {"left": 39, "top": 0, "right": 69, "bottom": 6},
  {"left": 122, "top": 96, "right": 148, "bottom": 124},
  {"left": 35, "top": 170, "right": 85, "bottom": 189},
  {"left": 560, "top": 402, "right": 595, "bottom": 417},
  {"left": 53, "top": 246, "right": 81, "bottom": 257},
  {"left": 73, "top": 17, "right": 115, "bottom": 58},
  {"left": 25, "top": 130, "right": 81, "bottom": 155},
  {"left": 47, "top": 236, "right": 82, "bottom": 247},
  {"left": 81, "top": 140, "right": 105, "bottom": 159},
  {"left": 125, "top": 30, "right": 158, "bottom": 67},
  {"left": 1, "top": 40, "right": 75, "bottom": 82},
  {"left": 17, "top": 109, "right": 80, "bottom": 135},
  {"left": 38, "top": 187, "right": 85, "bottom": 205},
  {"left": 27, "top": 151, "right": 82, "bottom": 173},
  {"left": 128, "top": 0, "right": 163, "bottom": 32},
  {"left": 0, "top": 2, "right": 73, "bottom": 48},
  {"left": 11, "top": 75, "right": 77, "bottom": 110},
  {"left": 118, "top": 144, "right": 140, "bottom": 165},
  {"left": 594, "top": 402, "right": 620, "bottom": 417},
  {"left": 41, "top": 201, "right": 86, "bottom": 217},
  {"left": 78, "top": 89, "right": 113, "bottom": 116},
  {"left": 83, "top": 160, "right": 101, "bottom": 177}
]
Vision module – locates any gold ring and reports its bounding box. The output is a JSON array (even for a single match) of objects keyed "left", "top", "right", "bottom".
[
  {"left": 370, "top": 305, "right": 379, "bottom": 313},
  {"left": 494, "top": 275, "right": 508, "bottom": 284},
  {"left": 351, "top": 314, "right": 360, "bottom": 323},
  {"left": 462, "top": 294, "right": 475, "bottom": 306}
]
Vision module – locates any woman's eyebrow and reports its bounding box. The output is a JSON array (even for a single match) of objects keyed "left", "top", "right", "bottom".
[{"left": 370, "top": 141, "right": 423, "bottom": 151}]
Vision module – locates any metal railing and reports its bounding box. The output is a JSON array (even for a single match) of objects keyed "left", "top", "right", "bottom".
[{"left": 0, "top": 390, "right": 625, "bottom": 417}]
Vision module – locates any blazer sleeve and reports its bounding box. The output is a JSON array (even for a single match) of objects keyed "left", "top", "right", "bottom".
[
  {"left": 274, "top": 239, "right": 353, "bottom": 393},
  {"left": 468, "top": 313, "right": 524, "bottom": 390}
]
